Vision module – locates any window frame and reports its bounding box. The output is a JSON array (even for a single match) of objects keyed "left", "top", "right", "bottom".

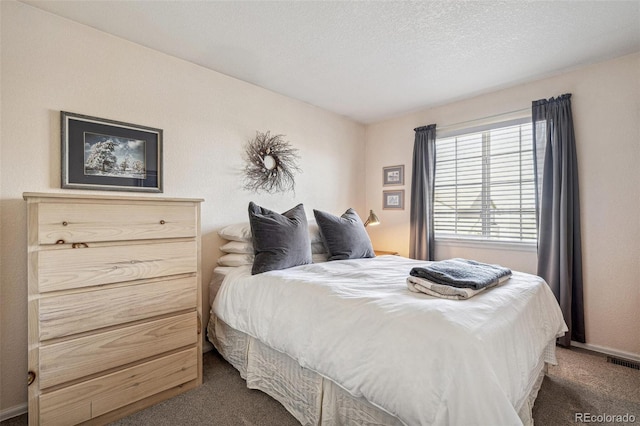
[{"left": 433, "top": 116, "right": 537, "bottom": 247}]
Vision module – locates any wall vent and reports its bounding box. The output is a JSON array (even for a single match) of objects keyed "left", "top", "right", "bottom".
[{"left": 606, "top": 356, "right": 640, "bottom": 370}]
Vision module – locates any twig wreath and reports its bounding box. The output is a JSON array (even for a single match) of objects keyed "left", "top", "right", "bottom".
[{"left": 243, "top": 131, "right": 301, "bottom": 194}]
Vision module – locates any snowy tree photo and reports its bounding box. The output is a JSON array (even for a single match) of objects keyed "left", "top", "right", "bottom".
[{"left": 84, "top": 133, "right": 146, "bottom": 178}]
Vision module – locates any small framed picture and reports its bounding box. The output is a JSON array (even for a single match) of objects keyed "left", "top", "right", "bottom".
[
  {"left": 61, "top": 111, "right": 163, "bottom": 192},
  {"left": 383, "top": 190, "right": 405, "bottom": 210},
  {"left": 383, "top": 165, "right": 404, "bottom": 186}
]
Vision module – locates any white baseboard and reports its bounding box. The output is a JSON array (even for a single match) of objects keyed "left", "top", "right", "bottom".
[
  {"left": 0, "top": 403, "right": 27, "bottom": 422},
  {"left": 571, "top": 341, "right": 640, "bottom": 362}
]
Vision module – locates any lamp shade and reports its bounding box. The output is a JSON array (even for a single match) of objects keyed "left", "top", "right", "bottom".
[{"left": 364, "top": 210, "right": 380, "bottom": 227}]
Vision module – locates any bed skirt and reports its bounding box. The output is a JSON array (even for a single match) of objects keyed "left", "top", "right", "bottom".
[{"left": 207, "top": 314, "right": 555, "bottom": 426}]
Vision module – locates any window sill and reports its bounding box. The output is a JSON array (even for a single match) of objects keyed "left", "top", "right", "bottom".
[{"left": 435, "top": 237, "right": 537, "bottom": 253}]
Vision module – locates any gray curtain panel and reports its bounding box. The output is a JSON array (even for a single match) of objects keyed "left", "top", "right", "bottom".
[
  {"left": 532, "top": 94, "right": 585, "bottom": 347},
  {"left": 409, "top": 124, "right": 437, "bottom": 260}
]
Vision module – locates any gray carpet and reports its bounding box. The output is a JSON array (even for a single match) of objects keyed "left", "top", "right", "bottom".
[
  {"left": 532, "top": 347, "right": 640, "bottom": 425},
  {"left": 3, "top": 346, "right": 639, "bottom": 425}
]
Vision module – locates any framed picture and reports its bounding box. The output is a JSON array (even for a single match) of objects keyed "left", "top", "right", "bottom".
[
  {"left": 383, "top": 165, "right": 404, "bottom": 186},
  {"left": 383, "top": 189, "right": 405, "bottom": 210},
  {"left": 61, "top": 111, "right": 163, "bottom": 192}
]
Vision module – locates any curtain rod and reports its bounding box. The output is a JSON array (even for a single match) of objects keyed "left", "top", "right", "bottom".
[{"left": 436, "top": 106, "right": 530, "bottom": 132}]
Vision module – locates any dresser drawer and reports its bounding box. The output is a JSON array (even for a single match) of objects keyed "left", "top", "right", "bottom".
[
  {"left": 39, "top": 312, "right": 197, "bottom": 389},
  {"left": 38, "top": 240, "right": 197, "bottom": 292},
  {"left": 39, "top": 276, "right": 197, "bottom": 340},
  {"left": 36, "top": 201, "right": 197, "bottom": 245},
  {"left": 39, "top": 347, "right": 198, "bottom": 426}
]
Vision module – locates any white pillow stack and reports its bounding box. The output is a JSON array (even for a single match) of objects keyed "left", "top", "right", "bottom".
[{"left": 217, "top": 219, "right": 328, "bottom": 267}]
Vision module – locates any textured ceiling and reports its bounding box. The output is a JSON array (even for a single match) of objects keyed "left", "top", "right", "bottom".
[{"left": 21, "top": 1, "right": 640, "bottom": 123}]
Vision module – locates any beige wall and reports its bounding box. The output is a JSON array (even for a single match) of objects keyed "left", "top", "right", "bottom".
[
  {"left": 0, "top": 1, "right": 365, "bottom": 415},
  {"left": 365, "top": 53, "right": 640, "bottom": 358}
]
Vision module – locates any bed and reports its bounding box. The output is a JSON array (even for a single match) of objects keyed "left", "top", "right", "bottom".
[{"left": 207, "top": 254, "right": 567, "bottom": 425}]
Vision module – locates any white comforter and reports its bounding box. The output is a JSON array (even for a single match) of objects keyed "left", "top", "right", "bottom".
[{"left": 212, "top": 256, "right": 567, "bottom": 425}]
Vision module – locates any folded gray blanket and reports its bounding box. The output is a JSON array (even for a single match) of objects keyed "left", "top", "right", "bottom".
[{"left": 409, "top": 258, "right": 512, "bottom": 290}]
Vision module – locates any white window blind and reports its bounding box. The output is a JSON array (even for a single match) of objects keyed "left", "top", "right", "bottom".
[{"left": 434, "top": 118, "right": 536, "bottom": 243}]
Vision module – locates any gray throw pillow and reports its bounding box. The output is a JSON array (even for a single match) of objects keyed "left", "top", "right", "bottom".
[
  {"left": 248, "top": 202, "right": 312, "bottom": 275},
  {"left": 313, "top": 208, "right": 375, "bottom": 261}
]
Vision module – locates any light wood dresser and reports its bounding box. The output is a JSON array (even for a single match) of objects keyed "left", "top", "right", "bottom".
[{"left": 24, "top": 192, "right": 203, "bottom": 425}]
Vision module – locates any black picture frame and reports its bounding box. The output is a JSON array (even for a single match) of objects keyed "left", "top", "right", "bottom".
[
  {"left": 383, "top": 165, "right": 404, "bottom": 186},
  {"left": 61, "top": 111, "right": 163, "bottom": 193}
]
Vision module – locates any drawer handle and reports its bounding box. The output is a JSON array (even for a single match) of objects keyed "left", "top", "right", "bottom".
[
  {"left": 28, "top": 371, "right": 35, "bottom": 386},
  {"left": 62, "top": 221, "right": 68, "bottom": 226},
  {"left": 72, "top": 243, "right": 89, "bottom": 249},
  {"left": 55, "top": 239, "right": 65, "bottom": 245},
  {"left": 160, "top": 220, "right": 166, "bottom": 225}
]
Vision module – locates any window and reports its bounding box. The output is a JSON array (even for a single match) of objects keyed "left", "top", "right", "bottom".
[{"left": 434, "top": 118, "right": 536, "bottom": 244}]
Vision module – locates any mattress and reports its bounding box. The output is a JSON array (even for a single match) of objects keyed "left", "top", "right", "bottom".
[{"left": 208, "top": 256, "right": 567, "bottom": 425}]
